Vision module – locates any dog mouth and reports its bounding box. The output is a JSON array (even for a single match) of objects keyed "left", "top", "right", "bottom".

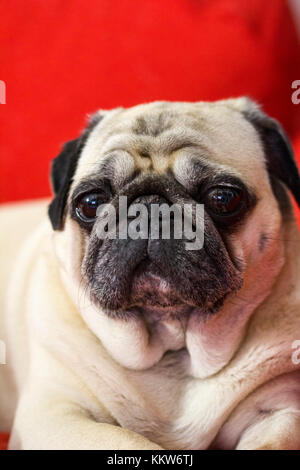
[
  {"left": 129, "top": 257, "right": 184, "bottom": 308},
  {"left": 84, "top": 231, "right": 242, "bottom": 317},
  {"left": 132, "top": 258, "right": 232, "bottom": 312}
]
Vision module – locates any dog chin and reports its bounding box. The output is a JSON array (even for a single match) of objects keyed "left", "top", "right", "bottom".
[
  {"left": 129, "top": 270, "right": 184, "bottom": 308},
  {"left": 90, "top": 270, "right": 186, "bottom": 317},
  {"left": 89, "top": 265, "right": 232, "bottom": 320}
]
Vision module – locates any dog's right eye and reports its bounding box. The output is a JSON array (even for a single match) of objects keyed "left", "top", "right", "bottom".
[{"left": 75, "top": 193, "right": 104, "bottom": 223}]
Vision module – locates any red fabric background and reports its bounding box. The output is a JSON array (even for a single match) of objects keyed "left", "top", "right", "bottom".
[
  {"left": 0, "top": 0, "right": 300, "bottom": 206},
  {"left": 0, "top": 433, "right": 9, "bottom": 451},
  {"left": 0, "top": 0, "right": 300, "bottom": 450}
]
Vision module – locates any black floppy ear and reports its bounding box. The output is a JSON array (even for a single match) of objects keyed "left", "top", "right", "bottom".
[
  {"left": 48, "top": 112, "right": 104, "bottom": 230},
  {"left": 240, "top": 98, "right": 300, "bottom": 208},
  {"left": 48, "top": 138, "right": 85, "bottom": 230}
]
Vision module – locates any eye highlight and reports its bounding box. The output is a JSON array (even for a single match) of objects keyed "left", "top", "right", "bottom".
[
  {"left": 203, "top": 187, "right": 245, "bottom": 217},
  {"left": 75, "top": 193, "right": 104, "bottom": 223}
]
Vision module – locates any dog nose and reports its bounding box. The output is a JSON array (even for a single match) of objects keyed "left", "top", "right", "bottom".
[
  {"left": 128, "top": 194, "right": 169, "bottom": 214},
  {"left": 127, "top": 194, "right": 179, "bottom": 245},
  {"left": 127, "top": 195, "right": 171, "bottom": 225}
]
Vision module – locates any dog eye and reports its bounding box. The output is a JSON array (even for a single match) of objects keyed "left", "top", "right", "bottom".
[
  {"left": 75, "top": 193, "right": 104, "bottom": 222},
  {"left": 204, "top": 187, "right": 244, "bottom": 216}
]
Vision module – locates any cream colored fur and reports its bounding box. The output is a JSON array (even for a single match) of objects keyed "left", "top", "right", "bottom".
[{"left": 0, "top": 99, "right": 300, "bottom": 449}]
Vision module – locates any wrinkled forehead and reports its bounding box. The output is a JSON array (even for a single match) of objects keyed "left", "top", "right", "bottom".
[{"left": 73, "top": 101, "right": 268, "bottom": 193}]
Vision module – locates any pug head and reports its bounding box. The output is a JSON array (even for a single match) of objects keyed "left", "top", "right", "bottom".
[{"left": 48, "top": 99, "right": 300, "bottom": 324}]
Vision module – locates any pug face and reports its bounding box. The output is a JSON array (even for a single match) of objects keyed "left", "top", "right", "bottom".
[{"left": 49, "top": 99, "right": 300, "bottom": 325}]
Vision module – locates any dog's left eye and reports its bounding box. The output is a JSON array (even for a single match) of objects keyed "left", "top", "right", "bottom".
[
  {"left": 75, "top": 193, "right": 104, "bottom": 222},
  {"left": 204, "top": 187, "right": 244, "bottom": 216}
]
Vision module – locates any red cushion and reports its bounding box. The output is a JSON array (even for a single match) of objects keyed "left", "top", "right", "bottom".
[
  {"left": 0, "top": 433, "right": 9, "bottom": 450},
  {"left": 293, "top": 136, "right": 300, "bottom": 220},
  {"left": 0, "top": 0, "right": 299, "bottom": 206}
]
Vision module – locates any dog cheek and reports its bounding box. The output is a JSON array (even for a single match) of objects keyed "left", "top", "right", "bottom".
[
  {"left": 83, "top": 236, "right": 148, "bottom": 311},
  {"left": 228, "top": 199, "right": 282, "bottom": 269}
]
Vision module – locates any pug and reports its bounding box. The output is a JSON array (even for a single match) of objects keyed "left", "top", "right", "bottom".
[{"left": 0, "top": 98, "right": 300, "bottom": 450}]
